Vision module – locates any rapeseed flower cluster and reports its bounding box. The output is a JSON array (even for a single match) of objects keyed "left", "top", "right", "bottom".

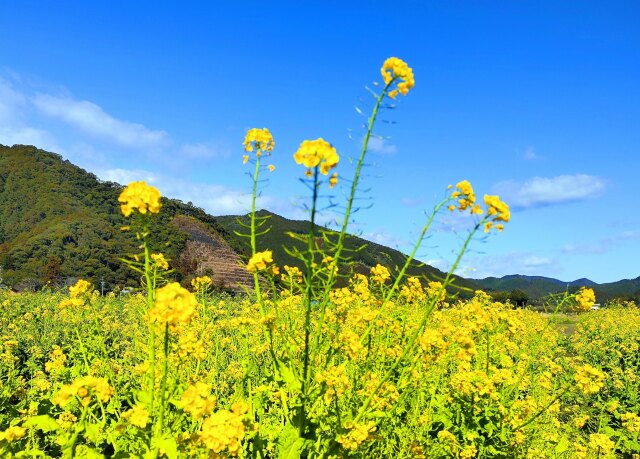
[
  {"left": 293, "top": 138, "right": 339, "bottom": 178},
  {"left": 484, "top": 194, "right": 511, "bottom": 232},
  {"left": 575, "top": 364, "right": 605, "bottom": 394},
  {"left": 198, "top": 402, "right": 251, "bottom": 456},
  {"left": 69, "top": 279, "right": 92, "bottom": 298},
  {"left": 147, "top": 282, "right": 197, "bottom": 326},
  {"left": 381, "top": 57, "right": 415, "bottom": 99},
  {"left": 151, "top": 253, "right": 169, "bottom": 270},
  {"left": 246, "top": 250, "right": 278, "bottom": 275},
  {"left": 574, "top": 287, "right": 596, "bottom": 311},
  {"left": 53, "top": 375, "right": 114, "bottom": 407},
  {"left": 370, "top": 264, "right": 390, "bottom": 284},
  {"left": 179, "top": 382, "right": 217, "bottom": 419},
  {"left": 118, "top": 180, "right": 162, "bottom": 217},
  {"left": 243, "top": 127, "right": 275, "bottom": 157},
  {"left": 191, "top": 275, "right": 213, "bottom": 292},
  {"left": 450, "top": 180, "right": 481, "bottom": 214}
]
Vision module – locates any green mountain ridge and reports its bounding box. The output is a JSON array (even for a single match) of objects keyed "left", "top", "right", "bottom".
[{"left": 1, "top": 144, "right": 638, "bottom": 303}]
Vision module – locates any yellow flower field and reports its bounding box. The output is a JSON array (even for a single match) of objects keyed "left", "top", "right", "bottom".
[{"left": 0, "top": 57, "right": 638, "bottom": 458}]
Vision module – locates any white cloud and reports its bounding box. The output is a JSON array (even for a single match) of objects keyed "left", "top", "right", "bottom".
[
  {"left": 368, "top": 137, "right": 397, "bottom": 155},
  {"left": 363, "top": 229, "right": 406, "bottom": 248},
  {"left": 32, "top": 93, "right": 170, "bottom": 149},
  {"left": 0, "top": 78, "right": 27, "bottom": 124},
  {"left": 464, "top": 251, "right": 561, "bottom": 279},
  {"left": 561, "top": 230, "right": 640, "bottom": 255},
  {"left": 522, "top": 146, "right": 539, "bottom": 160},
  {"left": 179, "top": 142, "right": 230, "bottom": 160},
  {"left": 97, "top": 168, "right": 297, "bottom": 216},
  {"left": 492, "top": 174, "right": 606, "bottom": 210}
]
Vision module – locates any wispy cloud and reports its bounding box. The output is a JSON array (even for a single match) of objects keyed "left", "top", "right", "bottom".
[
  {"left": 179, "top": 142, "right": 230, "bottom": 160},
  {"left": 492, "top": 174, "right": 606, "bottom": 210},
  {"left": 98, "top": 167, "right": 297, "bottom": 217},
  {"left": 32, "top": 93, "right": 170, "bottom": 149},
  {"left": 463, "top": 251, "right": 561, "bottom": 279},
  {"left": 363, "top": 229, "right": 407, "bottom": 248},
  {"left": 522, "top": 146, "right": 540, "bottom": 161},
  {"left": 561, "top": 230, "right": 640, "bottom": 255},
  {"left": 368, "top": 137, "right": 397, "bottom": 155}
]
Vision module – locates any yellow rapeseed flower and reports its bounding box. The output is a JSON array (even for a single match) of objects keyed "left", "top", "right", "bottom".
[
  {"left": 179, "top": 382, "right": 217, "bottom": 419},
  {"left": 53, "top": 375, "right": 114, "bottom": 407},
  {"left": 293, "top": 138, "right": 339, "bottom": 177},
  {"left": 453, "top": 180, "right": 476, "bottom": 211},
  {"left": 147, "top": 282, "right": 197, "bottom": 326},
  {"left": 246, "top": 250, "right": 275, "bottom": 273},
  {"left": 575, "top": 287, "right": 596, "bottom": 311},
  {"left": 69, "top": 279, "right": 92, "bottom": 298},
  {"left": 381, "top": 57, "right": 415, "bottom": 98},
  {"left": 1, "top": 425, "right": 27, "bottom": 442},
  {"left": 118, "top": 181, "right": 162, "bottom": 217},
  {"left": 588, "top": 433, "right": 615, "bottom": 455},
  {"left": 121, "top": 405, "right": 150, "bottom": 428},
  {"left": 199, "top": 403, "right": 250, "bottom": 455},
  {"left": 243, "top": 128, "right": 275, "bottom": 156},
  {"left": 268, "top": 164, "right": 275, "bottom": 172},
  {"left": 370, "top": 264, "right": 391, "bottom": 284},
  {"left": 575, "top": 364, "right": 605, "bottom": 394},
  {"left": 191, "top": 275, "right": 213, "bottom": 292},
  {"left": 484, "top": 195, "right": 511, "bottom": 223},
  {"left": 151, "top": 253, "right": 169, "bottom": 270},
  {"left": 329, "top": 172, "right": 338, "bottom": 189}
]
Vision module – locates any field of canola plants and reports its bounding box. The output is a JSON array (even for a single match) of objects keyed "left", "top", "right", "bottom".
[{"left": 1, "top": 57, "right": 640, "bottom": 458}]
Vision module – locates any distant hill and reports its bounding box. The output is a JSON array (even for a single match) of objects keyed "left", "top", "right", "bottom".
[
  {"left": 1, "top": 144, "right": 638, "bottom": 303},
  {"left": 473, "top": 274, "right": 640, "bottom": 304},
  {"left": 215, "top": 210, "right": 477, "bottom": 293},
  {"left": 0, "top": 144, "right": 247, "bottom": 290}
]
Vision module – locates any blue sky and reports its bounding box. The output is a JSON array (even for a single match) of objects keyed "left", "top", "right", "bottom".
[{"left": 1, "top": 1, "right": 639, "bottom": 283}]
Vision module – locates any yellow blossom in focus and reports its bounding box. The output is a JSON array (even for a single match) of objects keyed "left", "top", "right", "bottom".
[
  {"left": 69, "top": 279, "right": 92, "bottom": 298},
  {"left": 370, "top": 264, "right": 391, "bottom": 284},
  {"left": 151, "top": 253, "right": 169, "bottom": 270},
  {"left": 246, "top": 250, "right": 275, "bottom": 273},
  {"left": 575, "top": 364, "right": 605, "bottom": 394},
  {"left": 484, "top": 194, "right": 511, "bottom": 223},
  {"left": 242, "top": 155, "right": 249, "bottom": 164},
  {"left": 575, "top": 287, "right": 596, "bottom": 311},
  {"left": 293, "top": 138, "right": 339, "bottom": 176},
  {"left": 380, "top": 57, "right": 415, "bottom": 97},
  {"left": 147, "top": 282, "right": 197, "bottom": 326},
  {"left": 118, "top": 181, "right": 162, "bottom": 217},
  {"left": 268, "top": 164, "right": 275, "bottom": 172},
  {"left": 243, "top": 128, "right": 275, "bottom": 155},
  {"left": 453, "top": 180, "right": 476, "bottom": 211}
]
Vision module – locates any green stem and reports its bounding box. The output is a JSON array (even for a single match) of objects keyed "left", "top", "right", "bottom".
[
  {"left": 152, "top": 322, "right": 170, "bottom": 457},
  {"left": 309, "top": 81, "right": 394, "bottom": 367},
  {"left": 300, "top": 166, "right": 320, "bottom": 436}
]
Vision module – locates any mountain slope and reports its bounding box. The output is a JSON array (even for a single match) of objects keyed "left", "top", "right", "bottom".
[
  {"left": 0, "top": 144, "right": 246, "bottom": 290},
  {"left": 215, "top": 210, "right": 479, "bottom": 293}
]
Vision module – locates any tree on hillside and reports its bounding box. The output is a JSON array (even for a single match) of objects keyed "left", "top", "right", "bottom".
[{"left": 510, "top": 288, "right": 529, "bottom": 307}]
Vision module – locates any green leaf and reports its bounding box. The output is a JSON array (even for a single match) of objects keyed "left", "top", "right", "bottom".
[
  {"left": 156, "top": 435, "right": 178, "bottom": 459},
  {"left": 23, "top": 415, "right": 59, "bottom": 432},
  {"left": 84, "top": 423, "right": 101, "bottom": 443},
  {"left": 277, "top": 423, "right": 307, "bottom": 459}
]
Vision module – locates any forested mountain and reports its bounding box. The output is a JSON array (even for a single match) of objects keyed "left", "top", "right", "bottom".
[
  {"left": 0, "top": 144, "right": 243, "bottom": 290},
  {"left": 1, "top": 144, "right": 638, "bottom": 304}
]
